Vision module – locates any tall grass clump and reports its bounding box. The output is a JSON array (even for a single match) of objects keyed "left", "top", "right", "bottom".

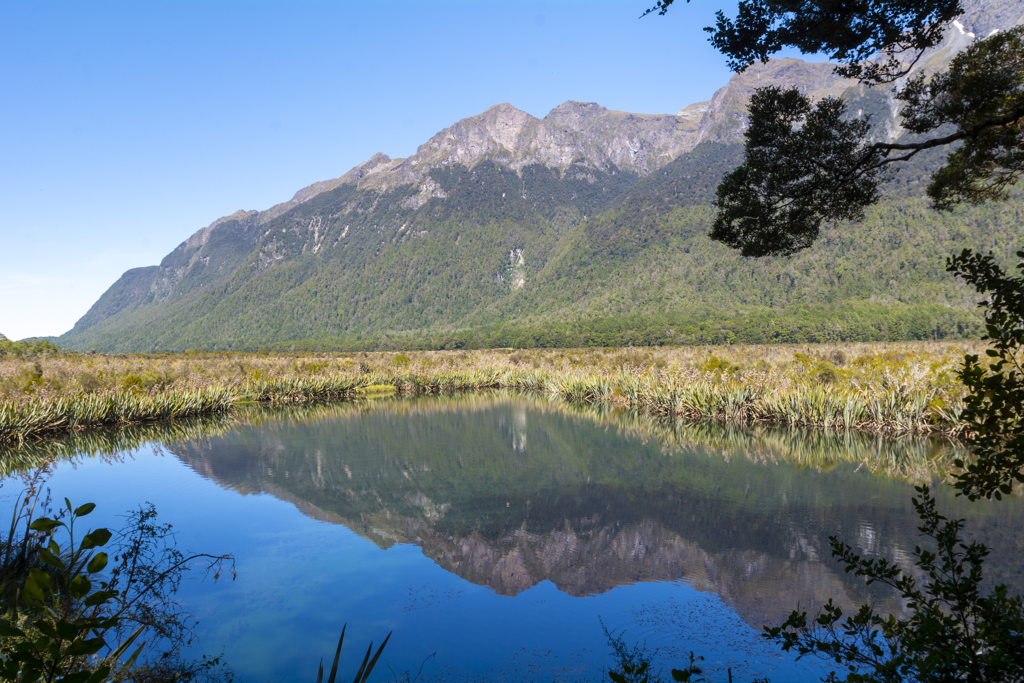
[
  {"left": 0, "top": 341, "right": 985, "bottom": 445},
  {"left": 0, "top": 387, "right": 237, "bottom": 444}
]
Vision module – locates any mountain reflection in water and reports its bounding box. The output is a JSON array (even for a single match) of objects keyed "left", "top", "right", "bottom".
[{"left": 149, "top": 392, "right": 1024, "bottom": 629}]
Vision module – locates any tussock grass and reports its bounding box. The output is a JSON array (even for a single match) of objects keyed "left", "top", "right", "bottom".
[
  {"left": 0, "top": 341, "right": 985, "bottom": 445},
  {"left": 0, "top": 392, "right": 971, "bottom": 488}
]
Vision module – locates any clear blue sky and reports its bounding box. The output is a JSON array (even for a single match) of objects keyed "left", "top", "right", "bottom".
[{"left": 2, "top": 0, "right": 753, "bottom": 340}]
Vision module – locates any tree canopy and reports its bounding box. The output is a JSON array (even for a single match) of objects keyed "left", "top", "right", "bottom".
[
  {"left": 650, "top": 0, "right": 1024, "bottom": 258},
  {"left": 651, "top": 1, "right": 1024, "bottom": 496},
  {"left": 646, "top": 0, "right": 965, "bottom": 84}
]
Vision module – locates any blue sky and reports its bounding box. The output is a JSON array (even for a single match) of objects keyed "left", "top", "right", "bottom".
[{"left": 2, "top": 0, "right": 753, "bottom": 340}]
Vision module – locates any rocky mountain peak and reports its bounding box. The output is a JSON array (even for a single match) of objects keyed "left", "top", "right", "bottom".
[
  {"left": 337, "top": 152, "right": 397, "bottom": 184},
  {"left": 543, "top": 100, "right": 610, "bottom": 127},
  {"left": 462, "top": 102, "right": 539, "bottom": 153},
  {"left": 692, "top": 58, "right": 850, "bottom": 145},
  {"left": 354, "top": 99, "right": 705, "bottom": 191},
  {"left": 675, "top": 101, "right": 710, "bottom": 121}
]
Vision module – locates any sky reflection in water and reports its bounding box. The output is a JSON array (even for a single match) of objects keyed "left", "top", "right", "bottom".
[{"left": 4, "top": 394, "right": 1022, "bottom": 682}]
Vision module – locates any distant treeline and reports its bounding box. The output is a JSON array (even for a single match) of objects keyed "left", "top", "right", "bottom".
[
  {"left": 3, "top": 302, "right": 982, "bottom": 358},
  {"left": 0, "top": 334, "right": 65, "bottom": 357},
  {"left": 264, "top": 303, "right": 982, "bottom": 352}
]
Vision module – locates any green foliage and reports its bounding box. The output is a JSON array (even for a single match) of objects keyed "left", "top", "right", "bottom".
[
  {"left": 698, "top": 355, "right": 739, "bottom": 375},
  {"left": 0, "top": 497, "right": 142, "bottom": 683},
  {"left": 902, "top": 27, "right": 1024, "bottom": 210},
  {"left": 0, "top": 495, "right": 234, "bottom": 683},
  {"left": 947, "top": 248, "right": 1024, "bottom": 499},
  {"left": 307, "top": 302, "right": 980, "bottom": 352},
  {"left": 699, "top": 15, "right": 1024, "bottom": 258},
  {"left": 711, "top": 87, "right": 886, "bottom": 257},
  {"left": 763, "top": 485, "right": 1024, "bottom": 683},
  {"left": 645, "top": 0, "right": 963, "bottom": 85},
  {"left": 0, "top": 335, "right": 65, "bottom": 359}
]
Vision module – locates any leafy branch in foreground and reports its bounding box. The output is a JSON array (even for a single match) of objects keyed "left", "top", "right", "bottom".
[
  {"left": 709, "top": 24, "right": 1024, "bottom": 257},
  {"left": 947, "top": 248, "right": 1024, "bottom": 499},
  {"left": 645, "top": 0, "right": 964, "bottom": 85},
  {"left": 763, "top": 485, "right": 1024, "bottom": 683},
  {"left": 709, "top": 86, "right": 888, "bottom": 257}
]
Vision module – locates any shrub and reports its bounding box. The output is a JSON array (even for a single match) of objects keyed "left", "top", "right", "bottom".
[
  {"left": 764, "top": 486, "right": 1024, "bottom": 683},
  {"left": 0, "top": 494, "right": 234, "bottom": 683}
]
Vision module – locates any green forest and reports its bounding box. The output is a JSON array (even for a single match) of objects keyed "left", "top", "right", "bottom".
[{"left": 56, "top": 142, "right": 1021, "bottom": 353}]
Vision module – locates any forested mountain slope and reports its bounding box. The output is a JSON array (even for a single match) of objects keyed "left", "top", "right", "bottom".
[{"left": 58, "top": 1, "right": 1024, "bottom": 352}]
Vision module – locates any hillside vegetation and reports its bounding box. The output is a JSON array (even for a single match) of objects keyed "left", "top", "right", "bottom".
[{"left": 57, "top": 141, "right": 1020, "bottom": 353}]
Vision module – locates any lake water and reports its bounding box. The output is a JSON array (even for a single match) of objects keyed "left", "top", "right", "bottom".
[{"left": 3, "top": 392, "right": 1023, "bottom": 683}]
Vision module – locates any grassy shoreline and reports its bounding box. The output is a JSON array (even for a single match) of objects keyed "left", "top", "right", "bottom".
[
  {"left": 0, "top": 393, "right": 971, "bottom": 488},
  {"left": 0, "top": 341, "right": 984, "bottom": 445}
]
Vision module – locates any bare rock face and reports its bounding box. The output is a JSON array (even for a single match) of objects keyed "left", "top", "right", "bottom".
[
  {"left": 543, "top": 101, "right": 702, "bottom": 174},
  {"left": 675, "top": 101, "right": 710, "bottom": 121},
  {"left": 371, "top": 103, "right": 568, "bottom": 189},
  {"left": 958, "top": 0, "right": 1024, "bottom": 37},
  {"left": 358, "top": 101, "right": 702, "bottom": 191},
  {"left": 168, "top": 0, "right": 1019, "bottom": 254}
]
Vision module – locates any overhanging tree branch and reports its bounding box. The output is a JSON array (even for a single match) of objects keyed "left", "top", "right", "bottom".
[{"left": 709, "top": 25, "right": 1024, "bottom": 257}]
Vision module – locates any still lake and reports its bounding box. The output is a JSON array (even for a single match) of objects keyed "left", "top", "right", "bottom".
[{"left": 4, "top": 392, "right": 1023, "bottom": 682}]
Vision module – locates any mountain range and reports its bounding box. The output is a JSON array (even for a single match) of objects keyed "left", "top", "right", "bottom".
[{"left": 58, "top": 0, "right": 1024, "bottom": 352}]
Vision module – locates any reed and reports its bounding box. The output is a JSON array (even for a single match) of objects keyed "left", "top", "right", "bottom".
[
  {"left": 0, "top": 391, "right": 972, "bottom": 489},
  {"left": 0, "top": 387, "right": 236, "bottom": 444},
  {"left": 0, "top": 341, "right": 984, "bottom": 445}
]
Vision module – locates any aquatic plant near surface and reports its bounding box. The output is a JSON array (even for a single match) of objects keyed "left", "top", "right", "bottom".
[
  {"left": 0, "top": 495, "right": 235, "bottom": 683},
  {"left": 314, "top": 624, "right": 390, "bottom": 683}
]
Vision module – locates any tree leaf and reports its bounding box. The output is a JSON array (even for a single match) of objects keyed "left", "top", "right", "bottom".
[
  {"left": 65, "top": 637, "right": 106, "bottom": 657},
  {"left": 80, "top": 528, "right": 112, "bottom": 550},
  {"left": 56, "top": 619, "right": 82, "bottom": 641},
  {"left": 0, "top": 622, "right": 25, "bottom": 637},
  {"left": 28, "top": 518, "right": 62, "bottom": 533},
  {"left": 69, "top": 574, "right": 92, "bottom": 599},
  {"left": 38, "top": 547, "right": 64, "bottom": 570},
  {"left": 60, "top": 671, "right": 93, "bottom": 683},
  {"left": 87, "top": 552, "right": 108, "bottom": 574},
  {"left": 83, "top": 590, "right": 116, "bottom": 607},
  {"left": 85, "top": 665, "right": 112, "bottom": 683},
  {"left": 73, "top": 503, "right": 96, "bottom": 517}
]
